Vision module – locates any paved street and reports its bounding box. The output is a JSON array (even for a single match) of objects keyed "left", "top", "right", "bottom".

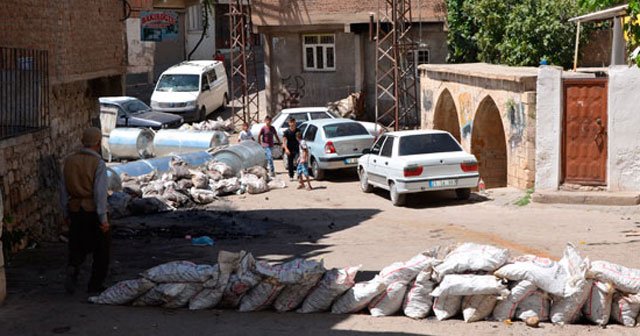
[{"left": 2, "top": 161, "right": 640, "bottom": 336}]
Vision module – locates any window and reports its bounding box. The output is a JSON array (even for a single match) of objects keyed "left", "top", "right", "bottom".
[
  {"left": 156, "top": 75, "right": 200, "bottom": 92},
  {"left": 323, "top": 123, "right": 368, "bottom": 139},
  {"left": 381, "top": 137, "right": 395, "bottom": 158},
  {"left": 303, "top": 34, "right": 336, "bottom": 71},
  {"left": 298, "top": 123, "right": 308, "bottom": 135},
  {"left": 187, "top": 4, "right": 204, "bottom": 32},
  {"left": 417, "top": 50, "right": 430, "bottom": 64},
  {"left": 398, "top": 134, "right": 462, "bottom": 156},
  {"left": 124, "top": 100, "right": 151, "bottom": 114},
  {"left": 280, "top": 113, "right": 308, "bottom": 128},
  {"left": 206, "top": 70, "right": 217, "bottom": 83},
  {"left": 310, "top": 112, "right": 332, "bottom": 120},
  {"left": 304, "top": 125, "right": 318, "bottom": 141},
  {"left": 371, "top": 136, "right": 386, "bottom": 155}
]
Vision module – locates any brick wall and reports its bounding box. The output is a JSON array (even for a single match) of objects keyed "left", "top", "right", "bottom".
[
  {"left": 0, "top": 0, "right": 125, "bottom": 83},
  {"left": 252, "top": 0, "right": 446, "bottom": 26}
]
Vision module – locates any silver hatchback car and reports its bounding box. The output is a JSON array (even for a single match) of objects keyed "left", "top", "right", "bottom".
[{"left": 298, "top": 119, "right": 376, "bottom": 180}]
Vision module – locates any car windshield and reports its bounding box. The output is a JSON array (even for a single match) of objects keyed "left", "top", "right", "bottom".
[
  {"left": 398, "top": 133, "right": 462, "bottom": 156},
  {"left": 124, "top": 100, "right": 151, "bottom": 114},
  {"left": 156, "top": 74, "right": 199, "bottom": 92},
  {"left": 323, "top": 122, "right": 368, "bottom": 138}
]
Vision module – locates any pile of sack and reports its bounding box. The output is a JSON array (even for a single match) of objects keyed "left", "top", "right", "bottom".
[
  {"left": 108, "top": 158, "right": 286, "bottom": 218},
  {"left": 178, "top": 117, "right": 235, "bottom": 133},
  {"left": 88, "top": 243, "right": 640, "bottom": 328}
]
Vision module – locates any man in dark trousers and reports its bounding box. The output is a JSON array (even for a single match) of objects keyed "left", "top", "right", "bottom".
[
  {"left": 282, "top": 117, "right": 300, "bottom": 181},
  {"left": 60, "top": 127, "right": 110, "bottom": 294}
]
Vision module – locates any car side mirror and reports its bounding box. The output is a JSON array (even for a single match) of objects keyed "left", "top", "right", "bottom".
[
  {"left": 202, "top": 84, "right": 210, "bottom": 91},
  {"left": 362, "top": 148, "right": 372, "bottom": 154}
]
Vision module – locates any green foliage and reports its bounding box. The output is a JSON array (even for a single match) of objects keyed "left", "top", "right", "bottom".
[
  {"left": 446, "top": 0, "right": 584, "bottom": 68},
  {"left": 515, "top": 189, "right": 535, "bottom": 207}
]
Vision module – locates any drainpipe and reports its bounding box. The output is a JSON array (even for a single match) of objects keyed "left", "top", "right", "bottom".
[{"left": 612, "top": 16, "right": 626, "bottom": 65}]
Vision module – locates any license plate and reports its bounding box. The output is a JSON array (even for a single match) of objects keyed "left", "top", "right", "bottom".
[
  {"left": 429, "top": 179, "right": 457, "bottom": 188},
  {"left": 344, "top": 158, "right": 358, "bottom": 164}
]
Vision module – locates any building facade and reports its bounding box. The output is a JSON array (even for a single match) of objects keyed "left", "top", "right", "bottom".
[
  {"left": 0, "top": 0, "right": 125, "bottom": 263},
  {"left": 251, "top": 0, "right": 448, "bottom": 118}
]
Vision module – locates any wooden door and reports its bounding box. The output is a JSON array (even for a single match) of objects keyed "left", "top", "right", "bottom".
[{"left": 562, "top": 79, "right": 608, "bottom": 186}]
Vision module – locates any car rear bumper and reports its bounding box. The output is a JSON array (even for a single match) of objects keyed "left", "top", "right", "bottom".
[
  {"left": 394, "top": 173, "right": 480, "bottom": 194},
  {"left": 317, "top": 154, "right": 362, "bottom": 170}
]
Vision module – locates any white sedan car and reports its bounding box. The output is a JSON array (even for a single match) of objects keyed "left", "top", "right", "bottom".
[
  {"left": 357, "top": 130, "right": 480, "bottom": 206},
  {"left": 250, "top": 107, "right": 386, "bottom": 158}
]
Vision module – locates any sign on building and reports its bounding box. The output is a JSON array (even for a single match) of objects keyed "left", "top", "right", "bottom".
[{"left": 140, "top": 11, "right": 179, "bottom": 42}]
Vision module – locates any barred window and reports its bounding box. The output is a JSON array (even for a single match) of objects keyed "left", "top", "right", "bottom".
[{"left": 302, "top": 34, "right": 336, "bottom": 71}]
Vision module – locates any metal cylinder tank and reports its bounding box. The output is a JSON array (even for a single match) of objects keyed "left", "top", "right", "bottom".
[
  {"left": 108, "top": 128, "right": 155, "bottom": 160},
  {"left": 210, "top": 140, "right": 267, "bottom": 176},
  {"left": 153, "top": 130, "right": 229, "bottom": 157}
]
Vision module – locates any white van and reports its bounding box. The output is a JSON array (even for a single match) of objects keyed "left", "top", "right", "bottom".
[{"left": 150, "top": 61, "right": 228, "bottom": 121}]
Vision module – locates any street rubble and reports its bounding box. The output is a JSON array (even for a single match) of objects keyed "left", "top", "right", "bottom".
[
  {"left": 178, "top": 117, "right": 235, "bottom": 133},
  {"left": 108, "top": 157, "right": 286, "bottom": 219},
  {"left": 87, "top": 242, "right": 640, "bottom": 328}
]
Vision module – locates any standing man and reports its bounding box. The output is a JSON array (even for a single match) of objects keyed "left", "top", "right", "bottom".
[
  {"left": 258, "top": 116, "right": 280, "bottom": 177},
  {"left": 282, "top": 117, "right": 299, "bottom": 181},
  {"left": 60, "top": 127, "right": 110, "bottom": 294}
]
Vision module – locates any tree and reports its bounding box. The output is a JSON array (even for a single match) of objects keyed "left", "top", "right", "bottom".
[{"left": 446, "top": 0, "right": 584, "bottom": 68}]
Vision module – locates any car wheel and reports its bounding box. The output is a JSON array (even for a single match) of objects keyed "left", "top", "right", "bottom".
[
  {"left": 455, "top": 188, "right": 471, "bottom": 201},
  {"left": 359, "top": 168, "right": 373, "bottom": 193},
  {"left": 223, "top": 93, "right": 229, "bottom": 106},
  {"left": 311, "top": 159, "right": 324, "bottom": 181},
  {"left": 389, "top": 182, "right": 406, "bottom": 207},
  {"left": 199, "top": 106, "right": 207, "bottom": 121}
]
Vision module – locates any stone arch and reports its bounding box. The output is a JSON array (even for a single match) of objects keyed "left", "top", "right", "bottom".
[
  {"left": 433, "top": 89, "right": 461, "bottom": 142},
  {"left": 471, "top": 96, "right": 508, "bottom": 188}
]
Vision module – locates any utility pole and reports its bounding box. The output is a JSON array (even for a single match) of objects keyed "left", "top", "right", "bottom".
[
  {"left": 375, "top": 0, "right": 419, "bottom": 131},
  {"left": 229, "top": 0, "right": 260, "bottom": 125}
]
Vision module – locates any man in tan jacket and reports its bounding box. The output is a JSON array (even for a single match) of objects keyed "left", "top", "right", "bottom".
[{"left": 60, "top": 127, "right": 110, "bottom": 294}]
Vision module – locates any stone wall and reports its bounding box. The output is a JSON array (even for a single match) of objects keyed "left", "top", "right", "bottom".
[
  {"left": 0, "top": 81, "right": 97, "bottom": 252},
  {"left": 419, "top": 64, "right": 538, "bottom": 189}
]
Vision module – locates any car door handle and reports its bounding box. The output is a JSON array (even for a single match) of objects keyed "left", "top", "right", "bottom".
[
  {"left": 385, "top": 162, "right": 388, "bottom": 166},
  {"left": 373, "top": 159, "right": 377, "bottom": 163}
]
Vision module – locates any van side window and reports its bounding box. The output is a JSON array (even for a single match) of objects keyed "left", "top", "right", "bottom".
[
  {"left": 208, "top": 70, "right": 217, "bottom": 83},
  {"left": 201, "top": 76, "right": 208, "bottom": 90}
]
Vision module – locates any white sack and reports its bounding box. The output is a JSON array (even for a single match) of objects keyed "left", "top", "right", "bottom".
[
  {"left": 210, "top": 162, "right": 235, "bottom": 178},
  {"left": 274, "top": 272, "right": 324, "bottom": 312},
  {"left": 403, "top": 269, "right": 436, "bottom": 319},
  {"left": 610, "top": 292, "right": 640, "bottom": 327},
  {"left": 256, "top": 259, "right": 325, "bottom": 285},
  {"left": 88, "top": 278, "right": 155, "bottom": 305},
  {"left": 141, "top": 261, "right": 216, "bottom": 283},
  {"left": 189, "top": 252, "right": 239, "bottom": 310},
  {"left": 215, "top": 177, "right": 241, "bottom": 195},
  {"left": 433, "top": 243, "right": 509, "bottom": 281},
  {"left": 239, "top": 278, "right": 285, "bottom": 312},
  {"left": 190, "top": 187, "right": 217, "bottom": 205},
  {"left": 378, "top": 252, "right": 440, "bottom": 286},
  {"left": 495, "top": 244, "right": 589, "bottom": 297},
  {"left": 368, "top": 282, "right": 408, "bottom": 317},
  {"left": 221, "top": 252, "right": 262, "bottom": 308},
  {"left": 240, "top": 174, "right": 269, "bottom": 194},
  {"left": 582, "top": 281, "right": 614, "bottom": 326},
  {"left": 462, "top": 295, "right": 498, "bottom": 323},
  {"left": 298, "top": 266, "right": 360, "bottom": 313},
  {"left": 191, "top": 171, "right": 209, "bottom": 189},
  {"left": 267, "top": 178, "right": 288, "bottom": 190},
  {"left": 134, "top": 283, "right": 201, "bottom": 308},
  {"left": 332, "top": 277, "right": 386, "bottom": 314},
  {"left": 430, "top": 274, "right": 508, "bottom": 297},
  {"left": 588, "top": 261, "right": 640, "bottom": 294},
  {"left": 492, "top": 280, "right": 538, "bottom": 321},
  {"left": 432, "top": 295, "right": 462, "bottom": 321},
  {"left": 516, "top": 290, "right": 550, "bottom": 322},
  {"left": 550, "top": 279, "right": 593, "bottom": 325}
]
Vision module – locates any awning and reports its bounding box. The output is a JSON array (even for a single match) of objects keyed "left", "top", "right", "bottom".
[{"left": 569, "top": 4, "right": 628, "bottom": 23}]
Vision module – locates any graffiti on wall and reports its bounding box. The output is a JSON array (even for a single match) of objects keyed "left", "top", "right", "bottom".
[
  {"left": 279, "top": 75, "right": 306, "bottom": 109},
  {"left": 422, "top": 88, "right": 433, "bottom": 113},
  {"left": 458, "top": 92, "right": 473, "bottom": 139},
  {"left": 506, "top": 98, "right": 526, "bottom": 149}
]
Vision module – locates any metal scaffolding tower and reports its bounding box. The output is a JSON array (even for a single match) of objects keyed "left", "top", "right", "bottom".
[
  {"left": 229, "top": 0, "right": 260, "bottom": 125},
  {"left": 375, "top": 0, "right": 419, "bottom": 131}
]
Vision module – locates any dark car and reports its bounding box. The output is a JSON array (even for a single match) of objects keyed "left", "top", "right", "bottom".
[{"left": 99, "top": 96, "right": 184, "bottom": 129}]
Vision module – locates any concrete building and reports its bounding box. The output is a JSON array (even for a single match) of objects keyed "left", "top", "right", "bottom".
[
  {"left": 251, "top": 0, "right": 448, "bottom": 117},
  {"left": 0, "top": 0, "right": 126, "bottom": 300}
]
